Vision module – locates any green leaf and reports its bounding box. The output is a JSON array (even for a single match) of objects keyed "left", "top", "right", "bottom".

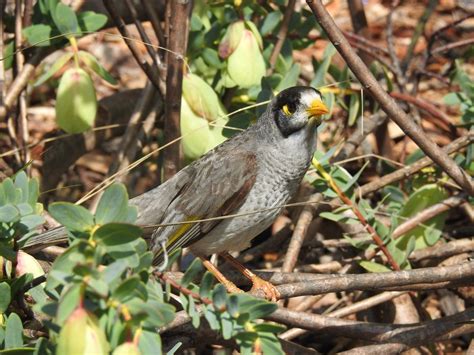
[
  {"left": 311, "top": 44, "right": 336, "bottom": 88},
  {"left": 22, "top": 24, "right": 54, "bottom": 47},
  {"left": 260, "top": 11, "right": 282, "bottom": 36},
  {"left": 212, "top": 284, "right": 227, "bottom": 309},
  {"left": 0, "top": 348, "right": 35, "bottom": 354},
  {"left": 253, "top": 323, "right": 286, "bottom": 333},
  {"left": 3, "top": 41, "right": 14, "bottom": 70},
  {"left": 112, "top": 276, "right": 141, "bottom": 303},
  {"left": 138, "top": 329, "right": 163, "bottom": 355},
  {"left": 54, "top": 3, "right": 79, "bottom": 36},
  {"left": 246, "top": 302, "right": 277, "bottom": 321},
  {"left": 199, "top": 272, "right": 214, "bottom": 299},
  {"left": 220, "top": 312, "right": 233, "bottom": 339},
  {"left": 55, "top": 68, "right": 97, "bottom": 133},
  {"left": 397, "top": 184, "right": 448, "bottom": 249},
  {"left": 56, "top": 284, "right": 82, "bottom": 325},
  {"left": 102, "top": 260, "right": 128, "bottom": 285},
  {"left": 48, "top": 202, "right": 94, "bottom": 232},
  {"left": 358, "top": 260, "right": 391, "bottom": 273},
  {"left": 93, "top": 223, "right": 142, "bottom": 246},
  {"left": 0, "top": 205, "right": 19, "bottom": 223},
  {"left": 203, "top": 305, "right": 220, "bottom": 330},
  {"left": 5, "top": 313, "right": 23, "bottom": 349},
  {"left": 258, "top": 332, "right": 284, "bottom": 355},
  {"left": 0, "top": 282, "right": 11, "bottom": 313},
  {"left": 13, "top": 172, "right": 28, "bottom": 203},
  {"left": 181, "top": 258, "right": 203, "bottom": 287},
  {"left": 95, "top": 184, "right": 129, "bottom": 224},
  {"left": 34, "top": 52, "right": 74, "bottom": 87},
  {"left": 77, "top": 51, "right": 117, "bottom": 85},
  {"left": 77, "top": 11, "right": 107, "bottom": 33},
  {"left": 226, "top": 294, "right": 239, "bottom": 317},
  {"left": 348, "top": 93, "right": 360, "bottom": 126},
  {"left": 276, "top": 63, "right": 300, "bottom": 91}
]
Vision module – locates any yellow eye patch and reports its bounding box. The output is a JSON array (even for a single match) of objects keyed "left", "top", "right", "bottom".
[{"left": 282, "top": 104, "right": 292, "bottom": 116}]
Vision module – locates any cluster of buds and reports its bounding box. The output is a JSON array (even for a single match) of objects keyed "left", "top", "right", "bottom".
[
  {"left": 218, "top": 20, "right": 266, "bottom": 88},
  {"left": 181, "top": 73, "right": 228, "bottom": 160}
]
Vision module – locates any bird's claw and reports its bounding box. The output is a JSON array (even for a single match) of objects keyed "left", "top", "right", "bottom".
[{"left": 250, "top": 276, "right": 280, "bottom": 302}]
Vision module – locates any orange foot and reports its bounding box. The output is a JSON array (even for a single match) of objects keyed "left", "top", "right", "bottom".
[{"left": 249, "top": 276, "right": 280, "bottom": 301}]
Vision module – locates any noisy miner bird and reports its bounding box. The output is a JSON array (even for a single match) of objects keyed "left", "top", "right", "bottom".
[{"left": 132, "top": 86, "right": 329, "bottom": 301}]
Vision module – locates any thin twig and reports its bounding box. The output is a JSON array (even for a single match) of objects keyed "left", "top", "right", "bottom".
[
  {"left": 268, "top": 0, "right": 297, "bottom": 73},
  {"left": 281, "top": 193, "right": 322, "bottom": 272},
  {"left": 431, "top": 38, "right": 474, "bottom": 55},
  {"left": 103, "top": 0, "right": 162, "bottom": 92},
  {"left": 280, "top": 291, "right": 406, "bottom": 340},
  {"left": 313, "top": 157, "right": 401, "bottom": 270},
  {"left": 356, "top": 133, "right": 474, "bottom": 197},
  {"left": 400, "top": 0, "right": 438, "bottom": 72},
  {"left": 306, "top": 0, "right": 474, "bottom": 196}
]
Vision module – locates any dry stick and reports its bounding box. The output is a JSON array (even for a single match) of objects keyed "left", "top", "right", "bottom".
[
  {"left": 389, "top": 91, "right": 455, "bottom": 132},
  {"left": 0, "top": 48, "right": 47, "bottom": 121},
  {"left": 268, "top": 0, "right": 297, "bottom": 73},
  {"left": 345, "top": 40, "right": 396, "bottom": 73},
  {"left": 108, "top": 82, "right": 158, "bottom": 180},
  {"left": 343, "top": 31, "right": 389, "bottom": 56},
  {"left": 306, "top": 0, "right": 474, "bottom": 196},
  {"left": 103, "top": 0, "right": 162, "bottom": 92},
  {"left": 281, "top": 193, "right": 322, "bottom": 273},
  {"left": 280, "top": 291, "right": 406, "bottom": 340},
  {"left": 386, "top": 0, "right": 405, "bottom": 89},
  {"left": 357, "top": 133, "right": 474, "bottom": 197},
  {"left": 268, "top": 305, "right": 474, "bottom": 345},
  {"left": 313, "top": 157, "right": 401, "bottom": 271},
  {"left": 275, "top": 261, "right": 474, "bottom": 298},
  {"left": 162, "top": 0, "right": 189, "bottom": 181},
  {"left": 140, "top": 0, "right": 166, "bottom": 51},
  {"left": 391, "top": 194, "right": 466, "bottom": 239},
  {"left": 400, "top": 0, "right": 438, "bottom": 72},
  {"left": 14, "top": 0, "right": 29, "bottom": 166},
  {"left": 410, "top": 238, "right": 474, "bottom": 262},
  {"left": 334, "top": 111, "right": 387, "bottom": 162},
  {"left": 431, "top": 38, "right": 474, "bottom": 55}
]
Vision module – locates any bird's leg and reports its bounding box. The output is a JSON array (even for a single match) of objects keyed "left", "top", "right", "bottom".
[
  {"left": 199, "top": 257, "right": 244, "bottom": 294},
  {"left": 220, "top": 252, "right": 280, "bottom": 301}
]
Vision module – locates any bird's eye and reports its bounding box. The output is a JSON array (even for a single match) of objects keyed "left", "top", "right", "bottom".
[{"left": 282, "top": 103, "right": 295, "bottom": 116}]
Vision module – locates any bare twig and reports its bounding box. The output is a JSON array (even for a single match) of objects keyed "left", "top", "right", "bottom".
[
  {"left": 268, "top": 0, "right": 297, "bottom": 73},
  {"left": 103, "top": 0, "right": 162, "bottom": 92},
  {"left": 392, "top": 194, "right": 466, "bottom": 239},
  {"left": 282, "top": 193, "right": 322, "bottom": 272},
  {"left": 306, "top": 0, "right": 474, "bottom": 196},
  {"left": 280, "top": 291, "right": 406, "bottom": 340},
  {"left": 313, "top": 157, "right": 401, "bottom": 270},
  {"left": 400, "top": 0, "right": 437, "bottom": 72},
  {"left": 0, "top": 0, "right": 6, "bottom": 107},
  {"left": 431, "top": 38, "right": 474, "bottom": 55},
  {"left": 162, "top": 0, "right": 189, "bottom": 180},
  {"left": 268, "top": 306, "right": 474, "bottom": 346},
  {"left": 410, "top": 238, "right": 474, "bottom": 262},
  {"left": 357, "top": 133, "right": 474, "bottom": 197},
  {"left": 0, "top": 49, "right": 47, "bottom": 121}
]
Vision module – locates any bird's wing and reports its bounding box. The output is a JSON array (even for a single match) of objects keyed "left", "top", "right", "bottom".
[{"left": 151, "top": 150, "right": 257, "bottom": 264}]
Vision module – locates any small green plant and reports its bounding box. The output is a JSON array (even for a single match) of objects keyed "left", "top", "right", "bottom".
[{"left": 0, "top": 178, "right": 284, "bottom": 354}]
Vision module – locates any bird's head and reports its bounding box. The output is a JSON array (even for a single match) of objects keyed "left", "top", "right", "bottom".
[{"left": 270, "top": 86, "right": 329, "bottom": 137}]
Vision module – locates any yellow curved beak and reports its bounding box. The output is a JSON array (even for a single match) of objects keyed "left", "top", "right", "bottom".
[{"left": 306, "top": 99, "right": 329, "bottom": 117}]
